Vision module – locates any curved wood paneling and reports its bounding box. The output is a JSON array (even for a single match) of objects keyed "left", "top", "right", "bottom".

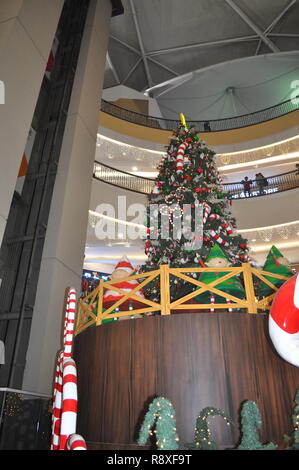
[{"left": 74, "top": 312, "right": 299, "bottom": 450}]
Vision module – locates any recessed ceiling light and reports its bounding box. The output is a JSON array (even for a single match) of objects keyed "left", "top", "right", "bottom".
[
  {"left": 132, "top": 166, "right": 138, "bottom": 171},
  {"left": 251, "top": 239, "right": 256, "bottom": 242}
]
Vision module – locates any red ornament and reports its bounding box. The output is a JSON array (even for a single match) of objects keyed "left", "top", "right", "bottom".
[
  {"left": 197, "top": 168, "right": 203, "bottom": 173},
  {"left": 185, "top": 175, "right": 192, "bottom": 182},
  {"left": 239, "top": 243, "right": 247, "bottom": 249}
]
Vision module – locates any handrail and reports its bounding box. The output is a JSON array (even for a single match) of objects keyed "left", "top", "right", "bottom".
[
  {"left": 100, "top": 97, "right": 299, "bottom": 132},
  {"left": 75, "top": 264, "right": 291, "bottom": 336},
  {"left": 93, "top": 162, "right": 299, "bottom": 199},
  {"left": 93, "top": 161, "right": 154, "bottom": 194}
]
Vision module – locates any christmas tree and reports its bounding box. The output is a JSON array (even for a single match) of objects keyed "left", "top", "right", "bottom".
[
  {"left": 291, "top": 390, "right": 299, "bottom": 449},
  {"left": 237, "top": 401, "right": 276, "bottom": 450},
  {"left": 185, "top": 406, "right": 233, "bottom": 450},
  {"left": 138, "top": 397, "right": 179, "bottom": 450},
  {"left": 143, "top": 115, "right": 249, "bottom": 301}
]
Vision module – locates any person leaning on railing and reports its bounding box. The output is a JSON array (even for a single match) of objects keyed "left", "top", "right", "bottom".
[
  {"left": 255, "top": 173, "right": 268, "bottom": 195},
  {"left": 240, "top": 177, "right": 253, "bottom": 197}
]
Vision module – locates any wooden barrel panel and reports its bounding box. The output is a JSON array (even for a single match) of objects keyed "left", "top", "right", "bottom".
[{"left": 73, "top": 312, "right": 299, "bottom": 449}]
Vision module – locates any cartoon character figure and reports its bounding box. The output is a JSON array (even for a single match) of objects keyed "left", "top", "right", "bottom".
[
  {"left": 269, "top": 273, "right": 299, "bottom": 367},
  {"left": 103, "top": 256, "right": 144, "bottom": 304},
  {"left": 195, "top": 244, "right": 245, "bottom": 311}
]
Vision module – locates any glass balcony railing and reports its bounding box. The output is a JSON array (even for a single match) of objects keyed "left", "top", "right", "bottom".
[{"left": 93, "top": 162, "right": 299, "bottom": 199}]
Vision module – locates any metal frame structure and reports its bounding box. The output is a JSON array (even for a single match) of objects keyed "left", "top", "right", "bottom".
[{"left": 106, "top": 0, "right": 298, "bottom": 92}]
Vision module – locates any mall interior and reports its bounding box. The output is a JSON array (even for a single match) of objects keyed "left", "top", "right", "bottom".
[{"left": 1, "top": 0, "right": 299, "bottom": 451}]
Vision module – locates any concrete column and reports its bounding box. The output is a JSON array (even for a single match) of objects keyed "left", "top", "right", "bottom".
[
  {"left": 23, "top": 0, "right": 112, "bottom": 394},
  {"left": 0, "top": 0, "right": 64, "bottom": 244}
]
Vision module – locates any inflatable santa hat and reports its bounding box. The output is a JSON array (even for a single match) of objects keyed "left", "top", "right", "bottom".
[
  {"left": 269, "top": 273, "right": 299, "bottom": 367},
  {"left": 103, "top": 256, "right": 144, "bottom": 304}
]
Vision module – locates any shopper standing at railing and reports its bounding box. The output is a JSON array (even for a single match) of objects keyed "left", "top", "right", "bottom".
[
  {"left": 255, "top": 173, "right": 268, "bottom": 195},
  {"left": 241, "top": 176, "right": 253, "bottom": 197}
]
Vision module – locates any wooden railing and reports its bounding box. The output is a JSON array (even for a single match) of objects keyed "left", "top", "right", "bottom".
[{"left": 75, "top": 264, "right": 291, "bottom": 336}]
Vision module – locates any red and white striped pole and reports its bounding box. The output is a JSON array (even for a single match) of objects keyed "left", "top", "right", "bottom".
[
  {"left": 176, "top": 141, "right": 189, "bottom": 174},
  {"left": 51, "top": 288, "right": 87, "bottom": 451},
  {"left": 210, "top": 294, "right": 215, "bottom": 312}
]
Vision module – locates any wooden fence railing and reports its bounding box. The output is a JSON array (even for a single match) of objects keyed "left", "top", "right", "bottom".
[{"left": 75, "top": 263, "right": 291, "bottom": 336}]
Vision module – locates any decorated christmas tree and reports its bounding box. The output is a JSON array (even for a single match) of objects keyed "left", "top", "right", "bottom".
[
  {"left": 143, "top": 115, "right": 249, "bottom": 301},
  {"left": 185, "top": 406, "right": 233, "bottom": 450},
  {"left": 138, "top": 397, "right": 179, "bottom": 450}
]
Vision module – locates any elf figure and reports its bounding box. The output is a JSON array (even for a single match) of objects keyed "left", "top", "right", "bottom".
[
  {"left": 195, "top": 244, "right": 245, "bottom": 312},
  {"left": 103, "top": 256, "right": 144, "bottom": 305},
  {"left": 258, "top": 245, "right": 294, "bottom": 298}
]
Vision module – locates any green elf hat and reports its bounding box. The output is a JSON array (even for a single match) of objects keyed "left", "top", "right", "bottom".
[
  {"left": 206, "top": 244, "right": 229, "bottom": 263},
  {"left": 263, "top": 245, "right": 284, "bottom": 268}
]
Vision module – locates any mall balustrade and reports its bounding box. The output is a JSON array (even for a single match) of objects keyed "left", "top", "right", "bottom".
[
  {"left": 101, "top": 97, "right": 299, "bottom": 132},
  {"left": 93, "top": 162, "right": 299, "bottom": 199}
]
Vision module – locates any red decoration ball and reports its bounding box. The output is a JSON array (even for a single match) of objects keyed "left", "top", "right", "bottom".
[{"left": 239, "top": 243, "right": 247, "bottom": 249}]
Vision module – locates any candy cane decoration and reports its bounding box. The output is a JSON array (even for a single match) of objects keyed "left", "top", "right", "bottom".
[
  {"left": 51, "top": 288, "right": 87, "bottom": 451},
  {"left": 203, "top": 203, "right": 211, "bottom": 224},
  {"left": 234, "top": 254, "right": 249, "bottom": 262},
  {"left": 208, "top": 214, "right": 234, "bottom": 237},
  {"left": 210, "top": 230, "right": 230, "bottom": 247},
  {"left": 221, "top": 222, "right": 234, "bottom": 236},
  {"left": 269, "top": 273, "right": 299, "bottom": 367},
  {"left": 176, "top": 141, "right": 189, "bottom": 174},
  {"left": 209, "top": 214, "right": 221, "bottom": 222},
  {"left": 67, "top": 434, "right": 87, "bottom": 450}
]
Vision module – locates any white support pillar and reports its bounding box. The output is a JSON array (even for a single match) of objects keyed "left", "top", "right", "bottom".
[
  {"left": 0, "top": 0, "right": 64, "bottom": 244},
  {"left": 22, "top": 0, "right": 112, "bottom": 395}
]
